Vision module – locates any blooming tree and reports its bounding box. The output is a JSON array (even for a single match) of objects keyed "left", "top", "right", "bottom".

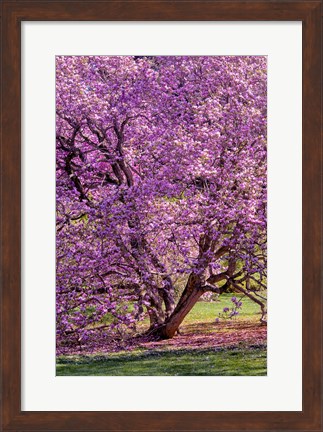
[{"left": 56, "top": 56, "right": 267, "bottom": 347}]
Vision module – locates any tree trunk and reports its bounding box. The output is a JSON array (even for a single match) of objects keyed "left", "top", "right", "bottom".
[
  {"left": 146, "top": 294, "right": 165, "bottom": 330},
  {"left": 161, "top": 278, "right": 175, "bottom": 319},
  {"left": 147, "top": 306, "right": 164, "bottom": 329},
  {"left": 147, "top": 272, "right": 204, "bottom": 339},
  {"left": 144, "top": 235, "right": 229, "bottom": 340},
  {"left": 162, "top": 289, "right": 203, "bottom": 338}
]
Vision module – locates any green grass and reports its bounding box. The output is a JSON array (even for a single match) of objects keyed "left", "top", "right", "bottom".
[
  {"left": 184, "top": 293, "right": 262, "bottom": 323},
  {"left": 135, "top": 292, "right": 263, "bottom": 332},
  {"left": 57, "top": 295, "right": 266, "bottom": 376},
  {"left": 56, "top": 346, "right": 266, "bottom": 376},
  {"left": 91, "top": 292, "right": 264, "bottom": 331}
]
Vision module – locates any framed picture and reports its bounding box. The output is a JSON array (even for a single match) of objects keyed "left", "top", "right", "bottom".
[{"left": 1, "top": 1, "right": 321, "bottom": 431}]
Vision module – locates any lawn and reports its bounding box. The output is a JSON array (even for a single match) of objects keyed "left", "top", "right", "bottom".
[
  {"left": 57, "top": 294, "right": 267, "bottom": 376},
  {"left": 56, "top": 346, "right": 266, "bottom": 376}
]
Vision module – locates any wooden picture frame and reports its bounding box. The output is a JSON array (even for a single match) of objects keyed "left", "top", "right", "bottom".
[{"left": 1, "top": 1, "right": 321, "bottom": 431}]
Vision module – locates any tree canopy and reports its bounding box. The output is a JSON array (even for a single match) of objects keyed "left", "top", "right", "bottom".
[{"left": 56, "top": 56, "right": 267, "bottom": 350}]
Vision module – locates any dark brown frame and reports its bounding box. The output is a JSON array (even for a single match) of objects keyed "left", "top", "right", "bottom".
[{"left": 1, "top": 1, "right": 322, "bottom": 431}]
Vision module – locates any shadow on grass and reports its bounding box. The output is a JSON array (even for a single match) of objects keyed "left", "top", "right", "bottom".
[{"left": 56, "top": 345, "right": 267, "bottom": 376}]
